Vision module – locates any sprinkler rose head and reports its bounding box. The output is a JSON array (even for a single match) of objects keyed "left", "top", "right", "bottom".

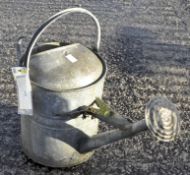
[{"left": 145, "top": 96, "right": 180, "bottom": 142}]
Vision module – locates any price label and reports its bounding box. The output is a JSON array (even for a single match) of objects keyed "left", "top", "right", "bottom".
[{"left": 12, "top": 67, "right": 33, "bottom": 115}]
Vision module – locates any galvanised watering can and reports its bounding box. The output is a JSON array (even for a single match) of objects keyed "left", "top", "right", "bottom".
[{"left": 15, "top": 8, "right": 180, "bottom": 168}]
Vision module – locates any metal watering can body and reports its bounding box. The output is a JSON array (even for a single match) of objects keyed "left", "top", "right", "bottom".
[
  {"left": 21, "top": 47, "right": 106, "bottom": 167},
  {"left": 15, "top": 8, "right": 180, "bottom": 168},
  {"left": 18, "top": 8, "right": 106, "bottom": 167}
]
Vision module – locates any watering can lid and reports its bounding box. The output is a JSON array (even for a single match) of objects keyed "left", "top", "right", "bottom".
[{"left": 29, "top": 43, "right": 106, "bottom": 91}]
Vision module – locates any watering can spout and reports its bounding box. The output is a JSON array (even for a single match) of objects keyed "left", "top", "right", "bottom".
[
  {"left": 68, "top": 97, "right": 180, "bottom": 153},
  {"left": 79, "top": 119, "right": 147, "bottom": 153}
]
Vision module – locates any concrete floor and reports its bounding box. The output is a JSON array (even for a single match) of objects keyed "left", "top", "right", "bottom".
[{"left": 0, "top": 0, "right": 190, "bottom": 174}]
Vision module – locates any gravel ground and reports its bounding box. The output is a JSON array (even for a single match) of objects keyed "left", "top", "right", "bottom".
[{"left": 0, "top": 0, "right": 190, "bottom": 174}]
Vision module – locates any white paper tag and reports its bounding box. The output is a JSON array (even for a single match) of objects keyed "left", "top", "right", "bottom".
[
  {"left": 12, "top": 67, "right": 33, "bottom": 115},
  {"left": 65, "top": 54, "right": 78, "bottom": 63}
]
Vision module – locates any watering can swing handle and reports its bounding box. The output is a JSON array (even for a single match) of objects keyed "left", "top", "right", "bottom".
[{"left": 20, "top": 8, "right": 101, "bottom": 68}]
